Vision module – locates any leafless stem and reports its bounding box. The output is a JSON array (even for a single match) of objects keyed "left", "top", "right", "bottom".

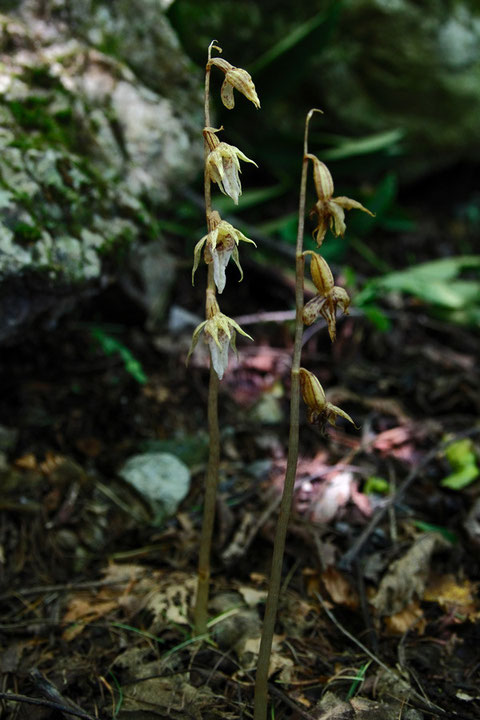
[
  {"left": 193, "top": 45, "right": 220, "bottom": 636},
  {"left": 253, "top": 109, "right": 322, "bottom": 720}
]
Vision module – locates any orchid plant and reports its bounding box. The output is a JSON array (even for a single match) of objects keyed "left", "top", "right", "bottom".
[
  {"left": 188, "top": 42, "right": 373, "bottom": 716},
  {"left": 189, "top": 42, "right": 260, "bottom": 635},
  {"left": 253, "top": 112, "right": 373, "bottom": 720}
]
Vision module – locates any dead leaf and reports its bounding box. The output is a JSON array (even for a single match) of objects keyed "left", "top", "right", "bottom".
[
  {"left": 321, "top": 567, "right": 359, "bottom": 609},
  {"left": 62, "top": 592, "right": 117, "bottom": 640},
  {"left": 372, "top": 533, "right": 448, "bottom": 616},
  {"left": 424, "top": 574, "right": 480, "bottom": 620},
  {"left": 383, "top": 601, "right": 426, "bottom": 635}
]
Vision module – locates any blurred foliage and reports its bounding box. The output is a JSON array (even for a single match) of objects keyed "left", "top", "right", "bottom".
[
  {"left": 357, "top": 256, "right": 480, "bottom": 326},
  {"left": 167, "top": 0, "right": 479, "bottom": 329},
  {"left": 441, "top": 438, "right": 479, "bottom": 490},
  {"left": 90, "top": 326, "right": 147, "bottom": 385}
]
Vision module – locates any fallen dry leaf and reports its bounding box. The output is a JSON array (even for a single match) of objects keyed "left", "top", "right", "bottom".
[
  {"left": 383, "top": 601, "right": 426, "bottom": 635},
  {"left": 321, "top": 567, "right": 358, "bottom": 610},
  {"left": 372, "top": 533, "right": 448, "bottom": 616},
  {"left": 424, "top": 574, "right": 480, "bottom": 621}
]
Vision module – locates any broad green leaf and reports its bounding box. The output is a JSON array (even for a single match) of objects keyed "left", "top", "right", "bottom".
[
  {"left": 441, "top": 465, "right": 479, "bottom": 490},
  {"left": 364, "top": 476, "right": 390, "bottom": 494}
]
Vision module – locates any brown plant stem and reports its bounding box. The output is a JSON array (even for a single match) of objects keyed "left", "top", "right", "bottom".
[
  {"left": 193, "top": 41, "right": 221, "bottom": 636},
  {"left": 253, "top": 109, "right": 322, "bottom": 720}
]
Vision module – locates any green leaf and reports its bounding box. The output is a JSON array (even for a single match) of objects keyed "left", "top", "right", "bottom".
[
  {"left": 364, "top": 476, "right": 390, "bottom": 494},
  {"left": 441, "top": 465, "right": 479, "bottom": 490},
  {"left": 445, "top": 439, "right": 477, "bottom": 470},
  {"left": 90, "top": 326, "right": 147, "bottom": 385},
  {"left": 249, "top": 6, "right": 341, "bottom": 76},
  {"left": 412, "top": 521, "right": 457, "bottom": 544},
  {"left": 362, "top": 305, "right": 391, "bottom": 332},
  {"left": 213, "top": 183, "right": 286, "bottom": 215},
  {"left": 441, "top": 438, "right": 479, "bottom": 490},
  {"left": 376, "top": 256, "right": 480, "bottom": 308}
]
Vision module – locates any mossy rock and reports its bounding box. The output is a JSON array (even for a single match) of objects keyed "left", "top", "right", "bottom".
[{"left": 0, "top": 6, "right": 202, "bottom": 341}]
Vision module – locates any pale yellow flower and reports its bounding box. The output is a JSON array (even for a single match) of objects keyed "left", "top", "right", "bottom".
[
  {"left": 187, "top": 295, "right": 253, "bottom": 380},
  {"left": 204, "top": 127, "right": 257, "bottom": 204},
  {"left": 210, "top": 58, "right": 260, "bottom": 109},
  {"left": 302, "top": 251, "right": 350, "bottom": 341},
  {"left": 299, "top": 368, "right": 355, "bottom": 428},
  {"left": 192, "top": 213, "right": 256, "bottom": 294}
]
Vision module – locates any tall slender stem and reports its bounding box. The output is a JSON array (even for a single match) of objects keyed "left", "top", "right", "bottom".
[
  {"left": 253, "top": 109, "right": 322, "bottom": 720},
  {"left": 193, "top": 42, "right": 221, "bottom": 636}
]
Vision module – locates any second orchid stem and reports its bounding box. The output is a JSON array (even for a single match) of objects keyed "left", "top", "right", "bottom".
[{"left": 253, "top": 109, "right": 322, "bottom": 720}]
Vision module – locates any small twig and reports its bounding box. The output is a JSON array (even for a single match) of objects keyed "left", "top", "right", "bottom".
[
  {"left": 268, "top": 683, "right": 318, "bottom": 720},
  {"left": 0, "top": 692, "right": 98, "bottom": 720},
  {"left": 0, "top": 578, "right": 128, "bottom": 602}
]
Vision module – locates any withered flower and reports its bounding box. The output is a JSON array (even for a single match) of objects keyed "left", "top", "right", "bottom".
[
  {"left": 299, "top": 368, "right": 355, "bottom": 429},
  {"left": 209, "top": 58, "right": 260, "bottom": 109},
  {"left": 306, "top": 154, "right": 374, "bottom": 246},
  {"left": 187, "top": 293, "right": 253, "bottom": 380},
  {"left": 204, "top": 127, "right": 258, "bottom": 204},
  {"left": 302, "top": 252, "right": 350, "bottom": 341},
  {"left": 192, "top": 211, "right": 256, "bottom": 293}
]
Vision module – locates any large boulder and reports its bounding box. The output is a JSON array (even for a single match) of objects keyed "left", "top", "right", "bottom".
[{"left": 0, "top": 2, "right": 203, "bottom": 342}]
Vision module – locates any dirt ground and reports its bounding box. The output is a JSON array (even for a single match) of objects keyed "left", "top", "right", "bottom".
[{"left": 0, "top": 196, "right": 479, "bottom": 720}]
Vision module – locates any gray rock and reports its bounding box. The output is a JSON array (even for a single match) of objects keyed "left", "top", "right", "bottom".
[{"left": 118, "top": 452, "right": 191, "bottom": 525}]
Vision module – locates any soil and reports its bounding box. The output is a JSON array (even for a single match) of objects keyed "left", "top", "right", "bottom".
[{"left": 0, "top": 201, "right": 479, "bottom": 720}]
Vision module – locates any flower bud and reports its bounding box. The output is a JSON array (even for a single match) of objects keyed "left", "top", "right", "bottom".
[
  {"left": 299, "top": 368, "right": 326, "bottom": 414},
  {"left": 299, "top": 368, "right": 355, "bottom": 428},
  {"left": 306, "top": 154, "right": 334, "bottom": 201},
  {"left": 304, "top": 251, "right": 334, "bottom": 296},
  {"left": 210, "top": 58, "right": 260, "bottom": 109}
]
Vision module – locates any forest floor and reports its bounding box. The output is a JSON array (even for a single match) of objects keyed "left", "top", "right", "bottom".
[{"left": 0, "top": 188, "right": 479, "bottom": 720}]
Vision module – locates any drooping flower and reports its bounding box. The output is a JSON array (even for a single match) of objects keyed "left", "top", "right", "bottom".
[
  {"left": 306, "top": 154, "right": 374, "bottom": 246},
  {"left": 187, "top": 293, "right": 253, "bottom": 380},
  {"left": 204, "top": 127, "right": 257, "bottom": 204},
  {"left": 299, "top": 368, "right": 355, "bottom": 429},
  {"left": 192, "top": 211, "right": 256, "bottom": 293},
  {"left": 302, "top": 252, "right": 351, "bottom": 341},
  {"left": 209, "top": 58, "right": 260, "bottom": 109}
]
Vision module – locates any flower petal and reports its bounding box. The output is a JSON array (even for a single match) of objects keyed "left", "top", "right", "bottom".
[
  {"left": 328, "top": 200, "right": 347, "bottom": 237},
  {"left": 325, "top": 403, "right": 355, "bottom": 427},
  {"left": 221, "top": 77, "right": 235, "bottom": 109},
  {"left": 333, "top": 196, "right": 375, "bottom": 217},
  {"left": 186, "top": 320, "right": 207, "bottom": 365},
  {"left": 302, "top": 294, "right": 327, "bottom": 326},
  {"left": 192, "top": 235, "right": 207, "bottom": 285}
]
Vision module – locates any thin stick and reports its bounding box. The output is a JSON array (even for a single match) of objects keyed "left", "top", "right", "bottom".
[
  {"left": 0, "top": 692, "right": 97, "bottom": 720},
  {"left": 193, "top": 41, "right": 221, "bottom": 636},
  {"left": 253, "top": 108, "right": 322, "bottom": 720}
]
